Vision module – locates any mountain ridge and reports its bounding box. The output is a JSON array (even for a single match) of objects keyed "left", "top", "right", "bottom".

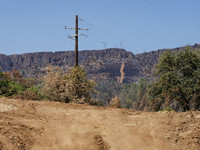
[{"left": 1, "top": 44, "right": 200, "bottom": 83}]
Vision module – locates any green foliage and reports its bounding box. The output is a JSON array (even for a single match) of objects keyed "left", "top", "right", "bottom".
[
  {"left": 7, "top": 82, "right": 24, "bottom": 96},
  {"left": 162, "top": 107, "right": 172, "bottom": 111},
  {"left": 0, "top": 68, "right": 40, "bottom": 99},
  {"left": 148, "top": 47, "right": 200, "bottom": 111},
  {"left": 0, "top": 68, "right": 10, "bottom": 95},
  {"left": 119, "top": 84, "right": 130, "bottom": 108},
  {"left": 90, "top": 79, "right": 122, "bottom": 106},
  {"left": 137, "top": 78, "right": 148, "bottom": 102},
  {"left": 129, "top": 82, "right": 138, "bottom": 101},
  {"left": 27, "top": 86, "right": 39, "bottom": 94},
  {"left": 91, "top": 77, "right": 149, "bottom": 110},
  {"left": 119, "top": 78, "right": 148, "bottom": 110}
]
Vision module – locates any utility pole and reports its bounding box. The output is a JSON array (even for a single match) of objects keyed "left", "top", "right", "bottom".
[
  {"left": 75, "top": 15, "right": 78, "bottom": 66},
  {"left": 65, "top": 15, "right": 88, "bottom": 67}
]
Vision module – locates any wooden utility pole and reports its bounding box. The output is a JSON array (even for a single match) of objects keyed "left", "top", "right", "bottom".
[
  {"left": 65, "top": 15, "right": 88, "bottom": 67},
  {"left": 75, "top": 15, "right": 78, "bottom": 66}
]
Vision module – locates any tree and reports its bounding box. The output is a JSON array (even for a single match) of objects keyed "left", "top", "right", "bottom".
[
  {"left": 135, "top": 78, "right": 148, "bottom": 110},
  {"left": 90, "top": 80, "right": 122, "bottom": 106},
  {"left": 148, "top": 47, "right": 200, "bottom": 111},
  {"left": 128, "top": 82, "right": 138, "bottom": 102},
  {"left": 0, "top": 68, "right": 10, "bottom": 95},
  {"left": 64, "top": 66, "right": 97, "bottom": 104},
  {"left": 137, "top": 78, "right": 148, "bottom": 102},
  {"left": 119, "top": 84, "right": 130, "bottom": 108},
  {"left": 130, "top": 78, "right": 149, "bottom": 111}
]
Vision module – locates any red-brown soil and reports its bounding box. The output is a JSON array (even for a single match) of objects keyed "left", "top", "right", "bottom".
[{"left": 0, "top": 98, "right": 199, "bottom": 150}]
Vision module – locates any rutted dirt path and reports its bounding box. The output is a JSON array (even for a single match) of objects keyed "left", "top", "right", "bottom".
[{"left": 0, "top": 98, "right": 199, "bottom": 150}]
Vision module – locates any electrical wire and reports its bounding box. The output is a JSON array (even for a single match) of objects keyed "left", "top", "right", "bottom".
[
  {"left": 85, "top": 0, "right": 122, "bottom": 20},
  {"left": 86, "top": 0, "right": 123, "bottom": 21},
  {"left": 87, "top": 36, "right": 113, "bottom": 48},
  {"left": 79, "top": 18, "right": 147, "bottom": 51},
  {"left": 79, "top": 40, "right": 99, "bottom": 50},
  {"left": 64, "top": 32, "right": 98, "bottom": 50},
  {"left": 65, "top": 22, "right": 75, "bottom": 50},
  {"left": 78, "top": 1, "right": 159, "bottom": 52},
  {"left": 103, "top": 0, "right": 160, "bottom": 26}
]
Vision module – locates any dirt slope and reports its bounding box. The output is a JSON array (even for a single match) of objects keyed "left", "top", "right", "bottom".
[{"left": 0, "top": 98, "right": 199, "bottom": 150}]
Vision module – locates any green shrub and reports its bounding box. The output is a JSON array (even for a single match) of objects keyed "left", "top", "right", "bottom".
[
  {"left": 0, "top": 68, "right": 10, "bottom": 95},
  {"left": 6, "top": 82, "right": 24, "bottom": 96},
  {"left": 0, "top": 68, "right": 39, "bottom": 98},
  {"left": 162, "top": 107, "right": 173, "bottom": 111},
  {"left": 27, "top": 86, "right": 39, "bottom": 94}
]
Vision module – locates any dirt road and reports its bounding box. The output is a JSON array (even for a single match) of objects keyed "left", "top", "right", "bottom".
[{"left": 0, "top": 98, "right": 199, "bottom": 150}]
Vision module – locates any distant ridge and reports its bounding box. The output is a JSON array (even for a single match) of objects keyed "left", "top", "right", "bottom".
[{"left": 0, "top": 44, "right": 200, "bottom": 83}]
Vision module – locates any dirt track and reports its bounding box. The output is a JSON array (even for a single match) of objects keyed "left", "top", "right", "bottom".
[{"left": 0, "top": 98, "right": 199, "bottom": 150}]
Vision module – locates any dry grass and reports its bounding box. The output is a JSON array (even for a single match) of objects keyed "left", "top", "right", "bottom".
[{"left": 109, "top": 95, "right": 121, "bottom": 108}]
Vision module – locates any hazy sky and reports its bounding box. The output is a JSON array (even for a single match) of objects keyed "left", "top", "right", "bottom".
[{"left": 0, "top": 0, "right": 200, "bottom": 55}]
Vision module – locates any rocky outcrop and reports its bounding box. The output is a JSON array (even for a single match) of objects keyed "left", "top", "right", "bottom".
[
  {"left": 0, "top": 54, "right": 13, "bottom": 71},
  {"left": 0, "top": 44, "right": 200, "bottom": 83}
]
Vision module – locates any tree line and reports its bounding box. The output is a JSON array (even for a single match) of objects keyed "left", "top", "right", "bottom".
[{"left": 0, "top": 46, "right": 199, "bottom": 111}]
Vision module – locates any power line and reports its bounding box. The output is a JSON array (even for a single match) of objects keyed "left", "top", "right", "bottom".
[
  {"left": 65, "top": 33, "right": 99, "bottom": 50},
  {"left": 77, "top": 1, "right": 160, "bottom": 53},
  {"left": 79, "top": 40, "right": 99, "bottom": 49},
  {"left": 87, "top": 36, "right": 113, "bottom": 48},
  {"left": 86, "top": 0, "right": 123, "bottom": 21},
  {"left": 103, "top": 0, "right": 160, "bottom": 26},
  {"left": 64, "top": 16, "right": 114, "bottom": 52},
  {"left": 83, "top": 0, "right": 122, "bottom": 21},
  {"left": 79, "top": 18, "right": 145, "bottom": 51}
]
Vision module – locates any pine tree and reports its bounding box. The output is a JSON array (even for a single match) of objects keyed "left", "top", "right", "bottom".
[
  {"left": 119, "top": 84, "right": 130, "bottom": 108},
  {"left": 137, "top": 78, "right": 148, "bottom": 102}
]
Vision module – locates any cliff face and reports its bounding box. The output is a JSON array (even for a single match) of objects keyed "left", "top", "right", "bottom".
[
  {"left": 1, "top": 44, "right": 200, "bottom": 83},
  {"left": 0, "top": 54, "right": 13, "bottom": 72}
]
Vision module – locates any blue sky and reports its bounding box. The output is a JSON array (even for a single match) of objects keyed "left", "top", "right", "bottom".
[{"left": 0, "top": 0, "right": 200, "bottom": 55}]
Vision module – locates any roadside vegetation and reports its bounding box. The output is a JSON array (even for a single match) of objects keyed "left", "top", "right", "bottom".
[
  {"left": 41, "top": 66, "right": 97, "bottom": 105},
  {"left": 0, "top": 66, "right": 97, "bottom": 105},
  {"left": 148, "top": 46, "right": 200, "bottom": 111},
  {"left": 0, "top": 46, "right": 199, "bottom": 112}
]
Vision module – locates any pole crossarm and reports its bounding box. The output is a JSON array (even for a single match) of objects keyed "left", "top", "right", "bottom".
[
  {"left": 68, "top": 33, "right": 88, "bottom": 39},
  {"left": 69, "top": 33, "right": 83, "bottom": 37},
  {"left": 64, "top": 26, "right": 88, "bottom": 30}
]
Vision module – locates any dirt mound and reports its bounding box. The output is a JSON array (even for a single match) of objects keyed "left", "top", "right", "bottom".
[
  {"left": 0, "top": 98, "right": 199, "bottom": 150},
  {"left": 164, "top": 111, "right": 200, "bottom": 150}
]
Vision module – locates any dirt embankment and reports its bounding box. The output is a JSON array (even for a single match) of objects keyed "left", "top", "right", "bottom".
[{"left": 0, "top": 98, "right": 199, "bottom": 150}]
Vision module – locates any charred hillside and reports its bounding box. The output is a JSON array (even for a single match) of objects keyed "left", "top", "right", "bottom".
[{"left": 0, "top": 44, "right": 200, "bottom": 83}]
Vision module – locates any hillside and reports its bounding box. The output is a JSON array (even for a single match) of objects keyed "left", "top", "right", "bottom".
[
  {"left": 0, "top": 98, "right": 199, "bottom": 150},
  {"left": 1, "top": 43, "right": 200, "bottom": 83}
]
